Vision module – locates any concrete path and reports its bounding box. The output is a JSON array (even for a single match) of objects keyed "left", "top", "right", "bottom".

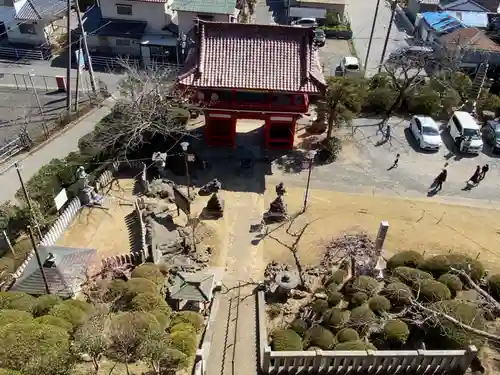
[
  {"left": 205, "top": 190, "right": 264, "bottom": 375},
  {"left": 0, "top": 96, "right": 116, "bottom": 203}
]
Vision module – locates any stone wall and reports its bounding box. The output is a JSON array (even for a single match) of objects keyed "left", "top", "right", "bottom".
[
  {"left": 12, "top": 197, "right": 82, "bottom": 279},
  {"left": 193, "top": 292, "right": 221, "bottom": 375},
  {"left": 256, "top": 291, "right": 478, "bottom": 375}
]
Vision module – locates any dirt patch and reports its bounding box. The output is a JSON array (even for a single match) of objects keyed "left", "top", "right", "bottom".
[
  {"left": 56, "top": 178, "right": 137, "bottom": 267},
  {"left": 261, "top": 187, "right": 500, "bottom": 273}
]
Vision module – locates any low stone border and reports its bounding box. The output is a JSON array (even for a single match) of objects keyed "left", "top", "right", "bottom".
[
  {"left": 193, "top": 291, "right": 221, "bottom": 375},
  {"left": 256, "top": 291, "right": 478, "bottom": 374}
]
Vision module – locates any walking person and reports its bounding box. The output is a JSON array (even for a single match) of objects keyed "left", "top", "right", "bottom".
[
  {"left": 434, "top": 168, "right": 447, "bottom": 192},
  {"left": 468, "top": 165, "right": 481, "bottom": 186},
  {"left": 480, "top": 164, "right": 489, "bottom": 181},
  {"left": 385, "top": 124, "right": 392, "bottom": 145},
  {"left": 388, "top": 154, "right": 400, "bottom": 170}
]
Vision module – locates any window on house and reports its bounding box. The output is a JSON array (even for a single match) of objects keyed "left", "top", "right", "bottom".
[
  {"left": 197, "top": 14, "right": 214, "bottom": 21},
  {"left": 19, "top": 23, "right": 36, "bottom": 34},
  {"left": 116, "top": 38, "right": 131, "bottom": 46},
  {"left": 116, "top": 4, "right": 132, "bottom": 15}
]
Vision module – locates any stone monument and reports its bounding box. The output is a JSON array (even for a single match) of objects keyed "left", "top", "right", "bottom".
[
  {"left": 205, "top": 193, "right": 224, "bottom": 218},
  {"left": 263, "top": 195, "right": 287, "bottom": 222},
  {"left": 77, "top": 166, "right": 104, "bottom": 206}
]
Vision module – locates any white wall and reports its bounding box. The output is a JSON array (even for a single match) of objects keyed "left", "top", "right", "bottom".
[
  {"left": 6, "top": 20, "right": 48, "bottom": 44},
  {"left": 177, "top": 10, "right": 233, "bottom": 35},
  {"left": 100, "top": 0, "right": 175, "bottom": 32}
]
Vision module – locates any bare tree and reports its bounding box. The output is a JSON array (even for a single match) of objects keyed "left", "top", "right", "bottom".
[
  {"left": 91, "top": 59, "right": 194, "bottom": 155},
  {"left": 73, "top": 316, "right": 111, "bottom": 375}
]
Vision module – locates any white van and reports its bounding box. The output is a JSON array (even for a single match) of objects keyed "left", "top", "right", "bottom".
[{"left": 447, "top": 111, "right": 483, "bottom": 154}]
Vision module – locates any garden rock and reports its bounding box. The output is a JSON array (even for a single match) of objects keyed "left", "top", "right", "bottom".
[{"left": 205, "top": 193, "right": 224, "bottom": 218}]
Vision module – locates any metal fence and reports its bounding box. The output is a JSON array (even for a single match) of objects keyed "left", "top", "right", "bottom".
[
  {"left": 0, "top": 46, "right": 49, "bottom": 61},
  {"left": 0, "top": 134, "right": 30, "bottom": 164},
  {"left": 88, "top": 54, "right": 182, "bottom": 72}
]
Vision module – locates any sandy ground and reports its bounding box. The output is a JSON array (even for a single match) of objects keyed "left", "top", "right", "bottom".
[
  {"left": 261, "top": 186, "right": 500, "bottom": 273},
  {"left": 56, "top": 178, "right": 137, "bottom": 267}
]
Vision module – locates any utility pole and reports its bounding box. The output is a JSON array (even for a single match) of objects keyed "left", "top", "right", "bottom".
[
  {"left": 364, "top": 0, "right": 382, "bottom": 73},
  {"left": 75, "top": 38, "right": 82, "bottom": 113},
  {"left": 66, "top": 0, "right": 71, "bottom": 112},
  {"left": 15, "top": 162, "right": 43, "bottom": 240},
  {"left": 75, "top": 1, "right": 97, "bottom": 94},
  {"left": 28, "top": 226, "right": 50, "bottom": 294},
  {"left": 378, "top": 0, "right": 397, "bottom": 73}
]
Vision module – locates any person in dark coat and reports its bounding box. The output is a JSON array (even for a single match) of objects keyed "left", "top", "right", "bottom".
[
  {"left": 468, "top": 165, "right": 481, "bottom": 185},
  {"left": 435, "top": 168, "right": 447, "bottom": 191},
  {"left": 480, "top": 164, "right": 490, "bottom": 181}
]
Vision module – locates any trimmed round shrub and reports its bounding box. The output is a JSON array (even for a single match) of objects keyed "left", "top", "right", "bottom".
[
  {"left": 33, "top": 295, "right": 62, "bottom": 317},
  {"left": 171, "top": 311, "right": 204, "bottom": 332},
  {"left": 290, "top": 319, "right": 308, "bottom": 336},
  {"left": 350, "top": 276, "right": 379, "bottom": 296},
  {"left": 0, "top": 292, "right": 35, "bottom": 313},
  {"left": 334, "top": 340, "right": 374, "bottom": 350},
  {"left": 325, "top": 269, "right": 347, "bottom": 286},
  {"left": 304, "top": 326, "right": 335, "bottom": 350},
  {"left": 271, "top": 329, "right": 302, "bottom": 351},
  {"left": 318, "top": 136, "right": 342, "bottom": 163},
  {"left": 336, "top": 328, "right": 359, "bottom": 343},
  {"left": 150, "top": 309, "right": 171, "bottom": 330},
  {"left": 382, "top": 282, "right": 413, "bottom": 306},
  {"left": 168, "top": 331, "right": 197, "bottom": 357},
  {"left": 35, "top": 315, "right": 73, "bottom": 332},
  {"left": 0, "top": 309, "right": 32, "bottom": 326},
  {"left": 488, "top": 274, "right": 500, "bottom": 301},
  {"left": 368, "top": 296, "right": 391, "bottom": 314},
  {"left": 311, "top": 299, "right": 329, "bottom": 315},
  {"left": 124, "top": 278, "right": 160, "bottom": 300},
  {"left": 0, "top": 322, "right": 72, "bottom": 375},
  {"left": 130, "top": 292, "right": 172, "bottom": 316},
  {"left": 419, "top": 280, "right": 451, "bottom": 302},
  {"left": 349, "top": 306, "right": 375, "bottom": 326},
  {"left": 383, "top": 319, "right": 410, "bottom": 344},
  {"left": 420, "top": 254, "right": 485, "bottom": 281},
  {"left": 64, "top": 300, "right": 93, "bottom": 314},
  {"left": 131, "top": 263, "right": 165, "bottom": 286},
  {"left": 48, "top": 301, "right": 89, "bottom": 327},
  {"left": 322, "top": 308, "right": 349, "bottom": 329},
  {"left": 106, "top": 279, "right": 128, "bottom": 301},
  {"left": 387, "top": 251, "right": 424, "bottom": 270},
  {"left": 170, "top": 323, "right": 196, "bottom": 334},
  {"left": 350, "top": 292, "right": 368, "bottom": 307},
  {"left": 326, "top": 290, "right": 343, "bottom": 307},
  {"left": 431, "top": 300, "right": 486, "bottom": 348},
  {"left": 394, "top": 267, "right": 433, "bottom": 288},
  {"left": 438, "top": 273, "right": 463, "bottom": 294},
  {"left": 0, "top": 369, "right": 22, "bottom": 375}
]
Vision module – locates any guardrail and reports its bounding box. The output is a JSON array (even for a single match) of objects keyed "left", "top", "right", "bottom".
[
  {"left": 0, "top": 137, "right": 27, "bottom": 164},
  {"left": 88, "top": 54, "right": 182, "bottom": 72},
  {"left": 0, "top": 46, "right": 47, "bottom": 61}
]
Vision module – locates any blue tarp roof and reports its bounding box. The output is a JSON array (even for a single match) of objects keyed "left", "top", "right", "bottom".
[
  {"left": 422, "top": 12, "right": 465, "bottom": 33},
  {"left": 443, "top": 11, "right": 489, "bottom": 28}
]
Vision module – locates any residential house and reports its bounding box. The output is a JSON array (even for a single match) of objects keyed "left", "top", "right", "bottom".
[
  {"left": 10, "top": 245, "right": 96, "bottom": 298},
  {"left": 415, "top": 11, "right": 464, "bottom": 42},
  {"left": 407, "top": 0, "right": 488, "bottom": 21},
  {"left": 172, "top": 0, "right": 238, "bottom": 36},
  {"left": 444, "top": 10, "right": 489, "bottom": 28},
  {"left": 439, "top": 27, "right": 500, "bottom": 71},
  {"left": 0, "top": 0, "right": 67, "bottom": 46},
  {"left": 287, "top": 0, "right": 346, "bottom": 21}
]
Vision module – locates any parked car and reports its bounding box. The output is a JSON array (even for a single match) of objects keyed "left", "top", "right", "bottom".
[
  {"left": 339, "top": 56, "right": 360, "bottom": 76},
  {"left": 409, "top": 115, "right": 442, "bottom": 150},
  {"left": 483, "top": 119, "right": 500, "bottom": 153},
  {"left": 314, "top": 29, "right": 326, "bottom": 47},
  {"left": 447, "top": 111, "right": 483, "bottom": 154},
  {"left": 291, "top": 18, "right": 317, "bottom": 27}
]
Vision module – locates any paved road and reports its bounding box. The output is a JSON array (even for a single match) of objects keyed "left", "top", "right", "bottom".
[
  {"left": 0, "top": 87, "right": 89, "bottom": 147},
  {"left": 253, "top": 0, "right": 285, "bottom": 24},
  {"left": 347, "top": 0, "right": 412, "bottom": 75},
  {"left": 0, "top": 97, "right": 116, "bottom": 203}
]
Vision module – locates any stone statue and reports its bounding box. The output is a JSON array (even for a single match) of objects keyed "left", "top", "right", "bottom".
[
  {"left": 275, "top": 182, "right": 286, "bottom": 196},
  {"left": 76, "top": 166, "right": 104, "bottom": 206},
  {"left": 76, "top": 166, "right": 90, "bottom": 190},
  {"left": 263, "top": 195, "right": 287, "bottom": 222}
]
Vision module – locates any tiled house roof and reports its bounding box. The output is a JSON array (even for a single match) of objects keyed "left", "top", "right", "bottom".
[
  {"left": 172, "top": 0, "right": 236, "bottom": 14},
  {"left": 10, "top": 245, "right": 96, "bottom": 297},
  {"left": 16, "top": 0, "right": 67, "bottom": 20},
  {"left": 440, "top": 27, "right": 500, "bottom": 51},
  {"left": 169, "top": 271, "right": 215, "bottom": 302},
  {"left": 178, "top": 22, "right": 326, "bottom": 94}
]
